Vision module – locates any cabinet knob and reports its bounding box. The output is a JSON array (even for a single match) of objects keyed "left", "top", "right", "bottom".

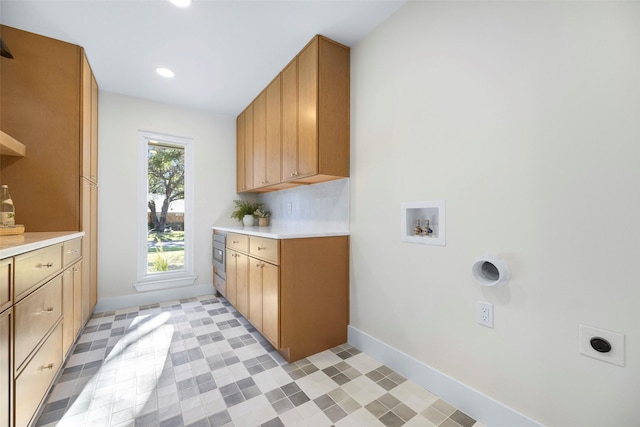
[
  {"left": 257, "top": 246, "right": 266, "bottom": 251},
  {"left": 41, "top": 363, "right": 55, "bottom": 371},
  {"left": 39, "top": 262, "right": 54, "bottom": 268}
]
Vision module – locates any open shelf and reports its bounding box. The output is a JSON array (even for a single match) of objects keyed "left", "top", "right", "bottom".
[{"left": 0, "top": 130, "right": 26, "bottom": 156}]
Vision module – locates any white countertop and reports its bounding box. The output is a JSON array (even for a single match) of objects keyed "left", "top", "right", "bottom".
[
  {"left": 0, "top": 231, "right": 85, "bottom": 258},
  {"left": 212, "top": 224, "right": 349, "bottom": 239}
]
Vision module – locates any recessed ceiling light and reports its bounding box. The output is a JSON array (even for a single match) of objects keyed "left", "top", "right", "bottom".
[
  {"left": 156, "top": 68, "right": 175, "bottom": 78},
  {"left": 169, "top": 0, "right": 191, "bottom": 7}
]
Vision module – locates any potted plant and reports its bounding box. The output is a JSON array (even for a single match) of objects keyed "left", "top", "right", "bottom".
[
  {"left": 254, "top": 207, "right": 271, "bottom": 227},
  {"left": 231, "top": 199, "right": 263, "bottom": 226}
]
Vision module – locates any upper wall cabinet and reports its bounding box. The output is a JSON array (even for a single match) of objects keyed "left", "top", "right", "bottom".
[{"left": 238, "top": 35, "right": 350, "bottom": 193}]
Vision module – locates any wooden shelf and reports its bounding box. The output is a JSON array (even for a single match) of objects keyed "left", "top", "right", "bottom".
[{"left": 0, "top": 130, "right": 26, "bottom": 156}]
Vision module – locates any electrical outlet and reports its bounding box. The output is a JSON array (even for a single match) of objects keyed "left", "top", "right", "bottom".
[
  {"left": 579, "top": 324, "right": 625, "bottom": 367},
  {"left": 477, "top": 302, "right": 493, "bottom": 328}
]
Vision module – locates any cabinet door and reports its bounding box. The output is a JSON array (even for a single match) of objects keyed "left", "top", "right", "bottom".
[
  {"left": 249, "top": 261, "right": 264, "bottom": 330},
  {"left": 297, "top": 38, "right": 319, "bottom": 179},
  {"left": 252, "top": 90, "right": 267, "bottom": 188},
  {"left": 244, "top": 104, "right": 254, "bottom": 191},
  {"left": 262, "top": 262, "right": 279, "bottom": 347},
  {"left": 225, "top": 249, "right": 238, "bottom": 306},
  {"left": 63, "top": 260, "right": 82, "bottom": 356},
  {"left": 73, "top": 261, "right": 83, "bottom": 339},
  {"left": 236, "top": 112, "right": 246, "bottom": 192},
  {"left": 81, "top": 179, "right": 96, "bottom": 325},
  {"left": 235, "top": 253, "right": 249, "bottom": 317},
  {"left": 265, "top": 75, "right": 282, "bottom": 186},
  {"left": 0, "top": 307, "right": 12, "bottom": 427},
  {"left": 62, "top": 266, "right": 75, "bottom": 356},
  {"left": 281, "top": 59, "right": 298, "bottom": 181}
]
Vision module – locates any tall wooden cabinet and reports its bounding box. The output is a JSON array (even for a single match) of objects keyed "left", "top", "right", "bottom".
[
  {"left": 237, "top": 35, "right": 349, "bottom": 193},
  {"left": 0, "top": 25, "right": 98, "bottom": 322}
]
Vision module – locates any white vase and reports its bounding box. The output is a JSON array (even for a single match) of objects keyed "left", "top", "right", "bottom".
[{"left": 242, "top": 214, "right": 255, "bottom": 226}]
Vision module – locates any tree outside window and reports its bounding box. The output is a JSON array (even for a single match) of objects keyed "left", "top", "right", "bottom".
[{"left": 147, "top": 141, "right": 185, "bottom": 273}]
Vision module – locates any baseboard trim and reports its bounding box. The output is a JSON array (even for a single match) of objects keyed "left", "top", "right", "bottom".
[
  {"left": 94, "top": 283, "right": 215, "bottom": 313},
  {"left": 348, "top": 325, "right": 542, "bottom": 427}
]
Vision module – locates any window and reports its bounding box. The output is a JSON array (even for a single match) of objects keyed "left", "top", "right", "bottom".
[{"left": 136, "top": 131, "right": 196, "bottom": 291}]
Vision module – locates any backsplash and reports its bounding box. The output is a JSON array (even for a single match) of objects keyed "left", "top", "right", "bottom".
[{"left": 257, "top": 178, "right": 349, "bottom": 231}]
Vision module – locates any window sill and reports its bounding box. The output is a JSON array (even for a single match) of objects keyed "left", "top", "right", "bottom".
[{"left": 134, "top": 274, "right": 198, "bottom": 292}]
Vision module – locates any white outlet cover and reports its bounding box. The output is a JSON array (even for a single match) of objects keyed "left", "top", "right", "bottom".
[
  {"left": 578, "top": 324, "right": 625, "bottom": 367},
  {"left": 477, "top": 301, "right": 493, "bottom": 328}
]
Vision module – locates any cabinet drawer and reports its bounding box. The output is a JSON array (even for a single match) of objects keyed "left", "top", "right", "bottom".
[
  {"left": 227, "top": 233, "right": 249, "bottom": 253},
  {"left": 214, "top": 273, "right": 226, "bottom": 297},
  {"left": 15, "top": 322, "right": 62, "bottom": 427},
  {"left": 0, "top": 258, "right": 11, "bottom": 312},
  {"left": 14, "top": 275, "right": 63, "bottom": 369},
  {"left": 250, "top": 236, "right": 280, "bottom": 265},
  {"left": 15, "top": 244, "right": 63, "bottom": 300},
  {"left": 63, "top": 238, "right": 82, "bottom": 267}
]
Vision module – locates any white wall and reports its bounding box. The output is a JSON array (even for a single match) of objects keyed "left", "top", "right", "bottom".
[
  {"left": 350, "top": 2, "right": 640, "bottom": 426},
  {"left": 96, "top": 92, "right": 236, "bottom": 309}
]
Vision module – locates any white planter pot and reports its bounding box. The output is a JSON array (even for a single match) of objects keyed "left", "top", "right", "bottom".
[{"left": 242, "top": 214, "right": 255, "bottom": 226}]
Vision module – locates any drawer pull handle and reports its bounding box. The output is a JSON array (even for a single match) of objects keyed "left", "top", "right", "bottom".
[
  {"left": 257, "top": 246, "right": 266, "bottom": 251},
  {"left": 42, "top": 307, "right": 55, "bottom": 313},
  {"left": 66, "top": 249, "right": 80, "bottom": 254},
  {"left": 39, "top": 262, "right": 54, "bottom": 268},
  {"left": 232, "top": 240, "right": 239, "bottom": 244},
  {"left": 41, "top": 363, "right": 55, "bottom": 371}
]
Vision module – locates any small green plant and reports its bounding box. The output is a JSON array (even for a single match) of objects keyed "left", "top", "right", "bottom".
[
  {"left": 231, "top": 199, "right": 263, "bottom": 222},
  {"left": 254, "top": 207, "right": 271, "bottom": 218},
  {"left": 152, "top": 237, "right": 169, "bottom": 271}
]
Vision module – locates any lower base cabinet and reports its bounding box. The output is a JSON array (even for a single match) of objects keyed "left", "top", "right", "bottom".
[
  {"left": 15, "top": 322, "right": 63, "bottom": 427},
  {"left": 0, "top": 235, "right": 90, "bottom": 427},
  {"left": 0, "top": 308, "right": 12, "bottom": 427},
  {"left": 224, "top": 232, "right": 349, "bottom": 362}
]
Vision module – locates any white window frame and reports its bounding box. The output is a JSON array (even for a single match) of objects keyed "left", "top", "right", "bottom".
[{"left": 135, "top": 130, "right": 196, "bottom": 292}]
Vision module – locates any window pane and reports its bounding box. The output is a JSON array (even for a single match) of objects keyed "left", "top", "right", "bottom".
[{"left": 147, "top": 141, "right": 185, "bottom": 273}]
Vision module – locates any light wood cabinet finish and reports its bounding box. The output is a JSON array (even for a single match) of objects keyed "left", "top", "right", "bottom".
[
  {"left": 0, "top": 307, "right": 12, "bottom": 427},
  {"left": 0, "top": 259, "right": 11, "bottom": 313},
  {"left": 253, "top": 75, "right": 282, "bottom": 189},
  {"left": 62, "top": 261, "right": 82, "bottom": 357},
  {"left": 14, "top": 244, "right": 63, "bottom": 302},
  {"left": 0, "top": 25, "right": 81, "bottom": 231},
  {"left": 227, "top": 233, "right": 249, "bottom": 253},
  {"left": 279, "top": 236, "right": 349, "bottom": 362},
  {"left": 249, "top": 236, "right": 280, "bottom": 265},
  {"left": 235, "top": 252, "right": 250, "bottom": 318},
  {"left": 236, "top": 112, "right": 246, "bottom": 193},
  {"left": 15, "top": 322, "right": 62, "bottom": 427},
  {"left": 250, "top": 260, "right": 279, "bottom": 346},
  {"left": 244, "top": 105, "right": 254, "bottom": 191},
  {"left": 0, "top": 26, "right": 98, "bottom": 325},
  {"left": 224, "top": 232, "right": 349, "bottom": 362},
  {"left": 63, "top": 238, "right": 82, "bottom": 267},
  {"left": 282, "top": 36, "right": 350, "bottom": 184},
  {"left": 213, "top": 273, "right": 226, "bottom": 298},
  {"left": 238, "top": 35, "right": 349, "bottom": 193},
  {"left": 14, "top": 275, "right": 62, "bottom": 370}
]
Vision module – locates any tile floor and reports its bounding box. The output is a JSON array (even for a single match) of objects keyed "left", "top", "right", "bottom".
[{"left": 35, "top": 295, "right": 484, "bottom": 427}]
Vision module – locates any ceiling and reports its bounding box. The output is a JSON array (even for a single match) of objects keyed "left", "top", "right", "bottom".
[{"left": 0, "top": 0, "right": 406, "bottom": 116}]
